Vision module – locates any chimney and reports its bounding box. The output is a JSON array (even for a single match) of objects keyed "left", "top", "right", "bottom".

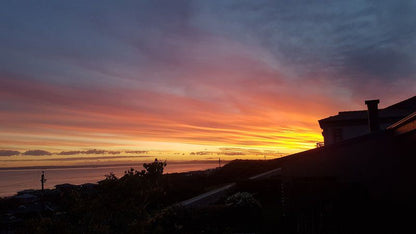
[{"left": 365, "top": 99, "right": 380, "bottom": 133}]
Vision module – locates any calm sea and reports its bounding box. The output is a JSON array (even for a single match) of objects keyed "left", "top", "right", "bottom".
[{"left": 0, "top": 161, "right": 219, "bottom": 197}]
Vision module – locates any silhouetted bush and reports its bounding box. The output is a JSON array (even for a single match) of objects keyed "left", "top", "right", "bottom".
[
  {"left": 6, "top": 159, "right": 287, "bottom": 233},
  {"left": 226, "top": 192, "right": 261, "bottom": 209}
]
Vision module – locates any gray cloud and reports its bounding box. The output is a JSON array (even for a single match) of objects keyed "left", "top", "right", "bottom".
[
  {"left": 1, "top": 155, "right": 152, "bottom": 163},
  {"left": 342, "top": 47, "right": 416, "bottom": 80},
  {"left": 23, "top": 150, "right": 52, "bottom": 156},
  {"left": 58, "top": 149, "right": 121, "bottom": 155},
  {"left": 190, "top": 151, "right": 215, "bottom": 156},
  {"left": 0, "top": 150, "right": 20, "bottom": 156},
  {"left": 3, "top": 0, "right": 415, "bottom": 91},
  {"left": 194, "top": 0, "right": 416, "bottom": 98},
  {"left": 125, "top": 151, "right": 149, "bottom": 154}
]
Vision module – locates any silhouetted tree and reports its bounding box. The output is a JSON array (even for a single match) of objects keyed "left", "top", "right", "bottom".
[
  {"left": 124, "top": 167, "right": 136, "bottom": 176},
  {"left": 139, "top": 158, "right": 167, "bottom": 177},
  {"left": 104, "top": 172, "right": 118, "bottom": 181},
  {"left": 121, "top": 159, "right": 167, "bottom": 178}
]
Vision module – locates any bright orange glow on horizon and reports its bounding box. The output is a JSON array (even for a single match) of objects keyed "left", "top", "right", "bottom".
[{"left": 0, "top": 77, "right": 329, "bottom": 167}]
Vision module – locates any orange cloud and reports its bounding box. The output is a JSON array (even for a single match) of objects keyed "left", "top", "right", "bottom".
[{"left": 0, "top": 75, "right": 329, "bottom": 158}]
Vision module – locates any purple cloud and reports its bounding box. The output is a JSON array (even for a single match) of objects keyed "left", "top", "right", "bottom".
[
  {"left": 23, "top": 150, "right": 52, "bottom": 156},
  {"left": 0, "top": 150, "right": 20, "bottom": 156}
]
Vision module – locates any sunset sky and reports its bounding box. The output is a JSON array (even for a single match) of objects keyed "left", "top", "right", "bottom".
[{"left": 1, "top": 1, "right": 416, "bottom": 167}]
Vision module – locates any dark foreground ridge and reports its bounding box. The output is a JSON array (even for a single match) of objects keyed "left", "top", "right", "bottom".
[{"left": 0, "top": 158, "right": 284, "bottom": 233}]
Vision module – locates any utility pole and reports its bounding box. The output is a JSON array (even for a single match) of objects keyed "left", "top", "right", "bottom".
[
  {"left": 40, "top": 171, "right": 47, "bottom": 192},
  {"left": 218, "top": 157, "right": 221, "bottom": 168},
  {"left": 40, "top": 171, "right": 47, "bottom": 211}
]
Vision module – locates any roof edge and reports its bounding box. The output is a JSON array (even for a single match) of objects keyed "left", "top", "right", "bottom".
[{"left": 386, "top": 111, "right": 416, "bottom": 132}]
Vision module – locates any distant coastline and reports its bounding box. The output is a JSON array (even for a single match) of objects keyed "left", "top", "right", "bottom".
[
  {"left": 0, "top": 160, "right": 225, "bottom": 197},
  {"left": 0, "top": 159, "right": 228, "bottom": 171}
]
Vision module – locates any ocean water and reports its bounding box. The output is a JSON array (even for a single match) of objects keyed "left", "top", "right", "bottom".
[{"left": 0, "top": 161, "right": 219, "bottom": 197}]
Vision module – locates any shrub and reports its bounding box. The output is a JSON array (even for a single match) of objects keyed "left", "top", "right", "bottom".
[{"left": 226, "top": 192, "right": 261, "bottom": 209}]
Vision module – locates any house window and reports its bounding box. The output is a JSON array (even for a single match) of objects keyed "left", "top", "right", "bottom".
[{"left": 334, "top": 128, "right": 343, "bottom": 142}]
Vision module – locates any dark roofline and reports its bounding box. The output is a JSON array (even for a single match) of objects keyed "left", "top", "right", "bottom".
[
  {"left": 319, "top": 96, "right": 416, "bottom": 126},
  {"left": 318, "top": 111, "right": 403, "bottom": 128},
  {"left": 384, "top": 96, "right": 416, "bottom": 110},
  {"left": 318, "top": 110, "right": 366, "bottom": 123}
]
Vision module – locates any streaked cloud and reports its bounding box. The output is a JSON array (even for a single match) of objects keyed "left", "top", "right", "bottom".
[
  {"left": 0, "top": 1, "right": 415, "bottom": 166},
  {"left": 58, "top": 149, "right": 121, "bottom": 155},
  {"left": 0, "top": 150, "right": 20, "bottom": 156},
  {"left": 23, "top": 150, "right": 52, "bottom": 156},
  {"left": 125, "top": 151, "right": 149, "bottom": 154}
]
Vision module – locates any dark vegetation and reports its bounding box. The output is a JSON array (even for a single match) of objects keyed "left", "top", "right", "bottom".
[
  {"left": 0, "top": 159, "right": 284, "bottom": 233},
  {"left": 1, "top": 157, "right": 404, "bottom": 233}
]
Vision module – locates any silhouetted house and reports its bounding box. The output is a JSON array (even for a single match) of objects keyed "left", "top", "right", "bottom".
[
  {"left": 280, "top": 100, "right": 416, "bottom": 232},
  {"left": 318, "top": 96, "right": 416, "bottom": 145},
  {"left": 284, "top": 96, "right": 416, "bottom": 198}
]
